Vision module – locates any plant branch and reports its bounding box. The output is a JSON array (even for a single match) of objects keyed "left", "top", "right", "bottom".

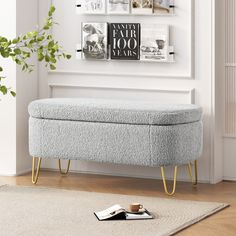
[{"left": 0, "top": 5, "right": 71, "bottom": 97}]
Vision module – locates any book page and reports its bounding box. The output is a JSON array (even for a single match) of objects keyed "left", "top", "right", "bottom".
[{"left": 95, "top": 204, "right": 125, "bottom": 220}]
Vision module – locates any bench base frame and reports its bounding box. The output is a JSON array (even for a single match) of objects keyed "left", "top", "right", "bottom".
[{"left": 31, "top": 157, "right": 198, "bottom": 196}]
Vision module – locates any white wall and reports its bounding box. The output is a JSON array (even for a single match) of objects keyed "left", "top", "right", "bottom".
[
  {"left": 16, "top": 0, "right": 39, "bottom": 174},
  {"left": 0, "top": 1, "right": 17, "bottom": 175},
  {"left": 0, "top": 0, "right": 38, "bottom": 176},
  {"left": 0, "top": 0, "right": 225, "bottom": 183},
  {"left": 38, "top": 0, "right": 219, "bottom": 183}
]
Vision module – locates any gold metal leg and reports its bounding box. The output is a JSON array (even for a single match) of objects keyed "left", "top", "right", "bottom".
[
  {"left": 58, "top": 159, "right": 71, "bottom": 175},
  {"left": 161, "top": 166, "right": 178, "bottom": 196},
  {"left": 32, "top": 157, "right": 42, "bottom": 184},
  {"left": 187, "top": 160, "right": 198, "bottom": 186}
]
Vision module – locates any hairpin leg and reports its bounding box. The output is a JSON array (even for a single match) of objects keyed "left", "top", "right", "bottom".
[
  {"left": 161, "top": 166, "right": 178, "bottom": 196},
  {"left": 58, "top": 159, "right": 71, "bottom": 175},
  {"left": 187, "top": 160, "right": 198, "bottom": 186},
  {"left": 32, "top": 157, "right": 42, "bottom": 184}
]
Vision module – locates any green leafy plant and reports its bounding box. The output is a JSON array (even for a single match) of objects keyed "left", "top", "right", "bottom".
[{"left": 0, "top": 6, "right": 71, "bottom": 97}]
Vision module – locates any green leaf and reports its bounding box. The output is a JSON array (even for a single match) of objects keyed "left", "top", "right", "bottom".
[
  {"left": 66, "top": 54, "right": 72, "bottom": 59},
  {"left": 1, "top": 51, "right": 9, "bottom": 58},
  {"left": 43, "top": 25, "right": 50, "bottom": 30},
  {"left": 0, "top": 37, "right": 8, "bottom": 43},
  {"left": 37, "top": 36, "right": 45, "bottom": 42},
  {"left": 27, "top": 31, "right": 38, "bottom": 38},
  {"left": 1, "top": 42, "right": 10, "bottom": 48},
  {"left": 23, "top": 51, "right": 30, "bottom": 58},
  {"left": 45, "top": 55, "right": 50, "bottom": 62},
  {"left": 50, "top": 57, "right": 56, "bottom": 63},
  {"left": 38, "top": 53, "right": 44, "bottom": 62},
  {"left": 10, "top": 91, "right": 16, "bottom": 97},
  {"left": 0, "top": 67, "right": 3, "bottom": 72},
  {"left": 48, "top": 41, "right": 54, "bottom": 48},
  {"left": 15, "top": 59, "right": 22, "bottom": 65},
  {"left": 0, "top": 86, "right": 8, "bottom": 95},
  {"left": 14, "top": 48, "right": 21, "bottom": 55},
  {"left": 50, "top": 64, "right": 56, "bottom": 70},
  {"left": 12, "top": 37, "right": 20, "bottom": 44},
  {"left": 48, "top": 6, "right": 56, "bottom": 16}
]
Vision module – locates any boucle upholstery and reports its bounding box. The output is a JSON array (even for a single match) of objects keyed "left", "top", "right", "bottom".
[
  {"left": 28, "top": 98, "right": 202, "bottom": 125},
  {"left": 28, "top": 98, "right": 203, "bottom": 167},
  {"left": 29, "top": 118, "right": 202, "bottom": 166}
]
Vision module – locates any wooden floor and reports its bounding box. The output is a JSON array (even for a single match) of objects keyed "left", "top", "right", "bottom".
[{"left": 0, "top": 171, "right": 236, "bottom": 235}]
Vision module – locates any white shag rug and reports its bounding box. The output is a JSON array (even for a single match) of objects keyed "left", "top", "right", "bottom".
[{"left": 0, "top": 185, "right": 228, "bottom": 236}]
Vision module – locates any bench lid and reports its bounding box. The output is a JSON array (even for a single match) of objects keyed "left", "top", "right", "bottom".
[{"left": 28, "top": 98, "right": 202, "bottom": 125}]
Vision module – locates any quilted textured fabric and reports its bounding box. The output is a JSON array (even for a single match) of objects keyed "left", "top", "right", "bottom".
[{"left": 28, "top": 98, "right": 202, "bottom": 125}]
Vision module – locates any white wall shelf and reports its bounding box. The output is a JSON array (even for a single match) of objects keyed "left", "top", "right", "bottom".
[{"left": 76, "top": 45, "right": 175, "bottom": 63}]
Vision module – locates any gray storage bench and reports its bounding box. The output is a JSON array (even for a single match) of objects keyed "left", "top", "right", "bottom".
[{"left": 28, "top": 98, "right": 203, "bottom": 195}]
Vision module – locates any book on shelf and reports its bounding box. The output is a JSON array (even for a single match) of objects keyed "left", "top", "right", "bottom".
[
  {"left": 140, "top": 24, "right": 169, "bottom": 62},
  {"left": 94, "top": 204, "right": 154, "bottom": 221},
  {"left": 107, "top": 0, "right": 130, "bottom": 14},
  {"left": 110, "top": 23, "right": 141, "bottom": 60},
  {"left": 131, "top": 0, "right": 153, "bottom": 14},
  {"left": 81, "top": 22, "right": 108, "bottom": 60},
  {"left": 153, "top": 0, "right": 174, "bottom": 15},
  {"left": 77, "top": 0, "right": 106, "bottom": 14}
]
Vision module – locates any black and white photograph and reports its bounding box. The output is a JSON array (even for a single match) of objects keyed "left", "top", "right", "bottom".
[
  {"left": 107, "top": 0, "right": 130, "bottom": 14},
  {"left": 131, "top": 0, "right": 153, "bottom": 14},
  {"left": 110, "top": 23, "right": 140, "bottom": 60},
  {"left": 81, "top": 0, "right": 106, "bottom": 14},
  {"left": 82, "top": 22, "right": 108, "bottom": 60},
  {"left": 140, "top": 25, "right": 169, "bottom": 61},
  {"left": 153, "top": 0, "right": 174, "bottom": 14}
]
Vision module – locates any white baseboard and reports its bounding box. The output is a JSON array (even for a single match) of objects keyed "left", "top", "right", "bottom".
[
  {"left": 0, "top": 167, "right": 212, "bottom": 184},
  {"left": 0, "top": 172, "right": 17, "bottom": 177},
  {"left": 0, "top": 168, "right": 31, "bottom": 177},
  {"left": 223, "top": 176, "right": 236, "bottom": 181},
  {"left": 16, "top": 168, "right": 32, "bottom": 176},
  {"left": 42, "top": 168, "right": 211, "bottom": 184}
]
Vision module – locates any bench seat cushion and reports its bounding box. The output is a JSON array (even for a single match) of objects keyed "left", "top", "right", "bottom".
[{"left": 28, "top": 98, "right": 202, "bottom": 125}]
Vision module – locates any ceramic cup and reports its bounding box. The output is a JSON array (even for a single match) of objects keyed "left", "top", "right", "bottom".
[{"left": 129, "top": 203, "right": 143, "bottom": 212}]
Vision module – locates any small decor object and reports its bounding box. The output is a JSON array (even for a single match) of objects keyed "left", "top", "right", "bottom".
[
  {"left": 153, "top": 0, "right": 174, "bottom": 15},
  {"left": 82, "top": 22, "right": 108, "bottom": 60},
  {"left": 107, "top": 0, "right": 130, "bottom": 14},
  {"left": 78, "top": 0, "right": 106, "bottom": 14},
  {"left": 129, "top": 203, "right": 143, "bottom": 212},
  {"left": 131, "top": 0, "right": 153, "bottom": 14},
  {"left": 94, "top": 204, "right": 153, "bottom": 220},
  {"left": 110, "top": 23, "right": 140, "bottom": 60},
  {"left": 140, "top": 24, "right": 169, "bottom": 61}
]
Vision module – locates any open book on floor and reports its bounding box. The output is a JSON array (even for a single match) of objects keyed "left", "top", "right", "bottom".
[{"left": 94, "top": 204, "right": 154, "bottom": 221}]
